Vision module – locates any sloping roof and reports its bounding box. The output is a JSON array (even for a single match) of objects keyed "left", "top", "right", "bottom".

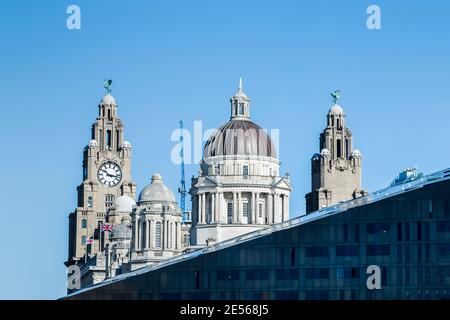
[{"left": 64, "top": 167, "right": 450, "bottom": 299}]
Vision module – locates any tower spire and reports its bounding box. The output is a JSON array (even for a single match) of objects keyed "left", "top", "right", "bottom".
[
  {"left": 230, "top": 78, "right": 250, "bottom": 119},
  {"left": 239, "top": 77, "right": 243, "bottom": 92}
]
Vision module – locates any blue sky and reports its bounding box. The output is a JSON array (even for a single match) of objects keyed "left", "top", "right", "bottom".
[{"left": 1, "top": 0, "right": 450, "bottom": 299}]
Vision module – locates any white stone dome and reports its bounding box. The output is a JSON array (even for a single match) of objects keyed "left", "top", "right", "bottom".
[
  {"left": 111, "top": 216, "right": 132, "bottom": 240},
  {"left": 121, "top": 141, "right": 131, "bottom": 149},
  {"left": 329, "top": 104, "right": 344, "bottom": 114},
  {"left": 114, "top": 195, "right": 136, "bottom": 212},
  {"left": 88, "top": 139, "right": 98, "bottom": 148},
  {"left": 351, "top": 149, "right": 362, "bottom": 157},
  {"left": 101, "top": 94, "right": 116, "bottom": 105},
  {"left": 320, "top": 148, "right": 331, "bottom": 156},
  {"left": 138, "top": 173, "right": 176, "bottom": 203}
]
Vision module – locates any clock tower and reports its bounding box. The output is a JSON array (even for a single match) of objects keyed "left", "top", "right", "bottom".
[{"left": 66, "top": 84, "right": 137, "bottom": 266}]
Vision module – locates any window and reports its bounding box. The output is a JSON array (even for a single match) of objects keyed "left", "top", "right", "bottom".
[
  {"left": 336, "top": 245, "right": 359, "bottom": 257},
  {"left": 305, "top": 268, "right": 328, "bottom": 279},
  {"left": 246, "top": 269, "right": 269, "bottom": 281},
  {"left": 107, "top": 130, "right": 112, "bottom": 148},
  {"left": 305, "top": 246, "right": 329, "bottom": 258},
  {"left": 337, "top": 139, "right": 342, "bottom": 158},
  {"left": 81, "top": 219, "right": 87, "bottom": 228},
  {"left": 217, "top": 270, "right": 239, "bottom": 281},
  {"left": 184, "top": 234, "right": 190, "bottom": 246},
  {"left": 227, "top": 202, "right": 233, "bottom": 223},
  {"left": 345, "top": 139, "right": 349, "bottom": 158},
  {"left": 81, "top": 236, "right": 86, "bottom": 245},
  {"left": 290, "top": 247, "right": 296, "bottom": 266},
  {"left": 243, "top": 165, "right": 249, "bottom": 177},
  {"left": 437, "top": 220, "right": 450, "bottom": 232},
  {"left": 195, "top": 271, "right": 200, "bottom": 289},
  {"left": 258, "top": 203, "right": 263, "bottom": 218},
  {"left": 243, "top": 202, "right": 249, "bottom": 217},
  {"left": 276, "top": 268, "right": 298, "bottom": 280},
  {"left": 367, "top": 223, "right": 390, "bottom": 234},
  {"left": 336, "top": 267, "right": 360, "bottom": 279},
  {"left": 239, "top": 102, "right": 245, "bottom": 115},
  {"left": 367, "top": 244, "right": 390, "bottom": 256},
  {"left": 87, "top": 196, "right": 93, "bottom": 208},
  {"left": 105, "top": 194, "right": 115, "bottom": 209},
  {"left": 155, "top": 222, "right": 162, "bottom": 248}
]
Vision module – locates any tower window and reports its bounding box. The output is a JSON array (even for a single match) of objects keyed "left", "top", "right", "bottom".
[
  {"left": 337, "top": 139, "right": 342, "bottom": 158},
  {"left": 105, "top": 194, "right": 115, "bottom": 209},
  {"left": 239, "top": 102, "right": 245, "bottom": 115},
  {"left": 337, "top": 119, "right": 340, "bottom": 128},
  {"left": 116, "top": 130, "right": 120, "bottom": 151},
  {"left": 82, "top": 219, "right": 87, "bottom": 228},
  {"left": 345, "top": 139, "right": 349, "bottom": 159},
  {"left": 87, "top": 196, "right": 93, "bottom": 208},
  {"left": 227, "top": 202, "right": 233, "bottom": 223},
  {"left": 81, "top": 236, "right": 86, "bottom": 245},
  {"left": 108, "top": 109, "right": 111, "bottom": 119},
  {"left": 243, "top": 165, "right": 249, "bottom": 177},
  {"left": 155, "top": 222, "right": 162, "bottom": 248},
  {"left": 107, "top": 130, "right": 112, "bottom": 148}
]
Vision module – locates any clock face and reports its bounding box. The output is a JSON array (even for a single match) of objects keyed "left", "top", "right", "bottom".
[{"left": 97, "top": 162, "right": 122, "bottom": 187}]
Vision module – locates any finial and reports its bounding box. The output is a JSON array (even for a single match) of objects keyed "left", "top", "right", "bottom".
[
  {"left": 104, "top": 79, "right": 112, "bottom": 94},
  {"left": 238, "top": 77, "right": 243, "bottom": 92},
  {"left": 331, "top": 90, "right": 341, "bottom": 104}
]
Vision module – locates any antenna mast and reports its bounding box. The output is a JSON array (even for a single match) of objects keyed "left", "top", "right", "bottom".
[{"left": 178, "top": 121, "right": 187, "bottom": 223}]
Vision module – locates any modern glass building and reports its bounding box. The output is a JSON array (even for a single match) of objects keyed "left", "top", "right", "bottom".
[{"left": 64, "top": 168, "right": 450, "bottom": 300}]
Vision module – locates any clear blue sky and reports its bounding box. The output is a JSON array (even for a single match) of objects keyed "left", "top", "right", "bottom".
[{"left": 1, "top": 0, "right": 449, "bottom": 299}]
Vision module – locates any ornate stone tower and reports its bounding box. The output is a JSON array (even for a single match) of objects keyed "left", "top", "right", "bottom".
[
  {"left": 66, "top": 84, "right": 137, "bottom": 266},
  {"left": 305, "top": 91, "right": 364, "bottom": 213},
  {"left": 130, "top": 173, "right": 183, "bottom": 270},
  {"left": 190, "top": 79, "right": 292, "bottom": 246}
]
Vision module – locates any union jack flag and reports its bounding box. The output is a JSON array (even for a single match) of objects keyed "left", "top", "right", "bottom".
[
  {"left": 126, "top": 224, "right": 133, "bottom": 230},
  {"left": 100, "top": 223, "right": 113, "bottom": 232},
  {"left": 86, "top": 238, "right": 94, "bottom": 245}
]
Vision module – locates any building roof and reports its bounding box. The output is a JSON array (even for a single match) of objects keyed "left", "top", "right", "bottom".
[
  {"left": 64, "top": 166, "right": 450, "bottom": 299},
  {"left": 203, "top": 119, "right": 277, "bottom": 159},
  {"left": 138, "top": 173, "right": 176, "bottom": 203}
]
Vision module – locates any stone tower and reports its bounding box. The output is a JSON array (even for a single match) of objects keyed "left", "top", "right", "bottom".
[
  {"left": 305, "top": 92, "right": 364, "bottom": 213},
  {"left": 66, "top": 88, "right": 137, "bottom": 266}
]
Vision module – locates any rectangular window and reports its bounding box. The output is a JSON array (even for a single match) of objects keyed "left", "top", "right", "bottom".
[
  {"left": 336, "top": 139, "right": 342, "bottom": 158},
  {"left": 227, "top": 202, "right": 233, "bottom": 223},
  {"left": 367, "top": 223, "right": 390, "bottom": 235},
  {"left": 107, "top": 130, "right": 112, "bottom": 148},
  {"left": 81, "top": 219, "right": 87, "bottom": 228},
  {"left": 405, "top": 222, "right": 410, "bottom": 241},
  {"left": 105, "top": 194, "right": 115, "bottom": 209},
  {"left": 155, "top": 222, "right": 162, "bottom": 248},
  {"left": 81, "top": 236, "right": 86, "bottom": 245},
  {"left": 259, "top": 203, "right": 263, "bottom": 218},
  {"left": 343, "top": 224, "right": 349, "bottom": 242},
  {"left": 355, "top": 224, "right": 360, "bottom": 242},
  {"left": 367, "top": 244, "right": 390, "bottom": 256},
  {"left": 290, "top": 247, "right": 296, "bottom": 266},
  {"left": 397, "top": 222, "right": 402, "bottom": 241},
  {"left": 246, "top": 269, "right": 269, "bottom": 281},
  {"left": 276, "top": 268, "right": 298, "bottom": 280},
  {"left": 87, "top": 196, "right": 93, "bottom": 208},
  {"left": 417, "top": 222, "right": 422, "bottom": 241},
  {"left": 243, "top": 165, "right": 249, "bottom": 177},
  {"left": 437, "top": 220, "right": 450, "bottom": 232},
  {"left": 336, "top": 245, "right": 359, "bottom": 257},
  {"left": 217, "top": 270, "right": 239, "bottom": 281},
  {"left": 243, "top": 202, "right": 249, "bottom": 217},
  {"left": 305, "top": 268, "right": 328, "bottom": 279},
  {"left": 305, "top": 246, "right": 329, "bottom": 257}
]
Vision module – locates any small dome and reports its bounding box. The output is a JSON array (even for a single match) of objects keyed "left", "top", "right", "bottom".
[
  {"left": 351, "top": 149, "right": 362, "bottom": 157},
  {"left": 88, "top": 139, "right": 98, "bottom": 148},
  {"left": 101, "top": 94, "right": 116, "bottom": 105},
  {"left": 320, "top": 148, "right": 331, "bottom": 156},
  {"left": 203, "top": 119, "right": 277, "bottom": 158},
  {"left": 114, "top": 195, "right": 136, "bottom": 212},
  {"left": 138, "top": 173, "right": 176, "bottom": 203},
  {"left": 329, "top": 104, "right": 344, "bottom": 114},
  {"left": 110, "top": 217, "right": 132, "bottom": 240},
  {"left": 121, "top": 141, "right": 131, "bottom": 149}
]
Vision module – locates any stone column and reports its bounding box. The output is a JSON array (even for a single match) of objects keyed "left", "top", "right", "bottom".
[
  {"left": 284, "top": 195, "right": 289, "bottom": 221},
  {"left": 237, "top": 192, "right": 242, "bottom": 223},
  {"left": 267, "top": 193, "right": 273, "bottom": 225},
  {"left": 233, "top": 192, "right": 237, "bottom": 223},
  {"left": 145, "top": 220, "right": 149, "bottom": 249},
  {"left": 149, "top": 220, "right": 153, "bottom": 248},
  {"left": 250, "top": 192, "right": 255, "bottom": 224},
  {"left": 211, "top": 193, "right": 215, "bottom": 223},
  {"left": 202, "top": 193, "right": 206, "bottom": 224}
]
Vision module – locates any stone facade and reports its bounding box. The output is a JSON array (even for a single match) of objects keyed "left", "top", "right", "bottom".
[{"left": 305, "top": 100, "right": 365, "bottom": 213}]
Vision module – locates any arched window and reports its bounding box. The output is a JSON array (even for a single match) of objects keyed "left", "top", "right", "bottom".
[
  {"left": 239, "top": 102, "right": 245, "bottom": 115},
  {"left": 155, "top": 222, "right": 162, "bottom": 248}
]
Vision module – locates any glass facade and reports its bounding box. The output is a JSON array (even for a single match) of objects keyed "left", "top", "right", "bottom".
[{"left": 66, "top": 178, "right": 450, "bottom": 300}]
